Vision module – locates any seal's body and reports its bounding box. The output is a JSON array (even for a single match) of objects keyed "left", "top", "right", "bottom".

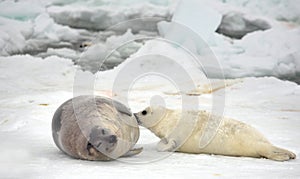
[
  {"left": 135, "top": 106, "right": 296, "bottom": 161},
  {"left": 52, "top": 95, "right": 141, "bottom": 161}
]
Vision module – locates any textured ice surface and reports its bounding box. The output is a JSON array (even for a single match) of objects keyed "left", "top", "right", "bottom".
[
  {"left": 218, "top": 27, "right": 300, "bottom": 80},
  {"left": 78, "top": 29, "right": 144, "bottom": 72},
  {"left": 0, "top": 0, "right": 299, "bottom": 81},
  {"left": 47, "top": 2, "right": 173, "bottom": 31},
  {"left": 158, "top": 0, "right": 222, "bottom": 51},
  {"left": 216, "top": 0, "right": 300, "bottom": 24},
  {"left": 0, "top": 1, "right": 44, "bottom": 21},
  {"left": 0, "top": 12, "right": 87, "bottom": 56},
  {"left": 216, "top": 11, "right": 271, "bottom": 39},
  {"left": 0, "top": 0, "right": 174, "bottom": 57},
  {"left": 172, "top": 0, "right": 222, "bottom": 43}
]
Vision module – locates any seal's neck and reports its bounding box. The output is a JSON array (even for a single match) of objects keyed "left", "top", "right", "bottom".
[{"left": 148, "top": 109, "right": 179, "bottom": 139}]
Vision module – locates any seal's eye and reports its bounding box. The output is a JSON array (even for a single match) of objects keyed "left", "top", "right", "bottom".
[{"left": 142, "top": 110, "right": 147, "bottom": 115}]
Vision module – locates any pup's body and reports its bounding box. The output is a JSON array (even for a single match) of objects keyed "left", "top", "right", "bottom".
[{"left": 135, "top": 106, "right": 296, "bottom": 161}]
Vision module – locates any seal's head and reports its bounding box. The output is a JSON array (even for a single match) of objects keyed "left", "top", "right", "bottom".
[
  {"left": 134, "top": 106, "right": 167, "bottom": 128},
  {"left": 87, "top": 126, "right": 118, "bottom": 158}
]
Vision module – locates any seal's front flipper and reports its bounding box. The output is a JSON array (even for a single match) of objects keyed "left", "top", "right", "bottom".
[
  {"left": 122, "top": 147, "right": 143, "bottom": 157},
  {"left": 157, "top": 138, "right": 177, "bottom": 152}
]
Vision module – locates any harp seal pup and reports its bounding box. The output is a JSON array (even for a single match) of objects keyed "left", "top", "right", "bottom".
[
  {"left": 134, "top": 106, "right": 296, "bottom": 161},
  {"left": 52, "top": 95, "right": 142, "bottom": 161}
]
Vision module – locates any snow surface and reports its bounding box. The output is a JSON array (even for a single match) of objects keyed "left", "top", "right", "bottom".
[
  {"left": 0, "top": 55, "right": 300, "bottom": 178},
  {"left": 0, "top": 0, "right": 300, "bottom": 178}
]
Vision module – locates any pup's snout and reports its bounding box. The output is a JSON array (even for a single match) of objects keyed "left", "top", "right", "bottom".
[{"left": 133, "top": 113, "right": 141, "bottom": 125}]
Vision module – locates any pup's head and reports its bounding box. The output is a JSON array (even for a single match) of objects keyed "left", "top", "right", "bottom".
[{"left": 134, "top": 106, "right": 167, "bottom": 128}]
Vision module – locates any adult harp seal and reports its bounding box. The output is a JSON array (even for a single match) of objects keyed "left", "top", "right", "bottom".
[{"left": 52, "top": 95, "right": 142, "bottom": 161}]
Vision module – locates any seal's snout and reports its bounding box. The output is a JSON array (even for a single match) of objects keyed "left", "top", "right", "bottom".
[
  {"left": 89, "top": 126, "right": 117, "bottom": 149},
  {"left": 108, "top": 135, "right": 117, "bottom": 143},
  {"left": 134, "top": 113, "right": 141, "bottom": 125}
]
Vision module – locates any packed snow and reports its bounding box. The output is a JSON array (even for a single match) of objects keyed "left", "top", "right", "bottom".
[
  {"left": 0, "top": 0, "right": 300, "bottom": 178},
  {"left": 0, "top": 55, "right": 299, "bottom": 178}
]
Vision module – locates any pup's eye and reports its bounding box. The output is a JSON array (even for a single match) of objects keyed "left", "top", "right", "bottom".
[{"left": 142, "top": 110, "right": 147, "bottom": 115}]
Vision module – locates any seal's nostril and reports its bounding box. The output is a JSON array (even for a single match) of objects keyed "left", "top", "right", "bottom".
[{"left": 108, "top": 135, "right": 117, "bottom": 143}]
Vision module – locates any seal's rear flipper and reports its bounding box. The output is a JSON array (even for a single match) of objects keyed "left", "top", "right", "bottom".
[
  {"left": 122, "top": 147, "right": 143, "bottom": 157},
  {"left": 157, "top": 138, "right": 177, "bottom": 152},
  {"left": 258, "top": 144, "right": 296, "bottom": 161}
]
